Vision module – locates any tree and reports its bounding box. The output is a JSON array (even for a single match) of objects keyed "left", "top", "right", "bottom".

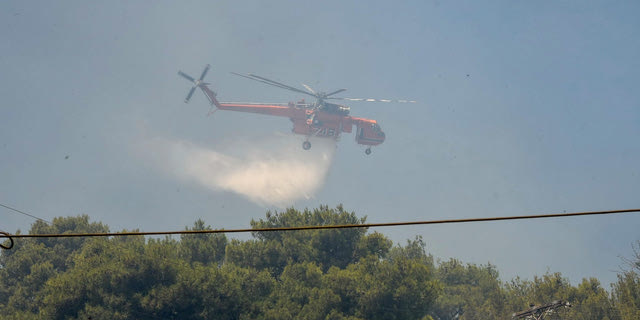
[
  {"left": 611, "top": 241, "right": 640, "bottom": 320},
  {"left": 141, "top": 263, "right": 275, "bottom": 319},
  {"left": 431, "top": 259, "right": 506, "bottom": 320},
  {"left": 7, "top": 207, "right": 630, "bottom": 319},
  {"left": 227, "top": 205, "right": 384, "bottom": 275},
  {"left": 40, "top": 235, "right": 181, "bottom": 319},
  {"left": 612, "top": 272, "right": 640, "bottom": 320},
  {"left": 505, "top": 273, "right": 582, "bottom": 320},
  {"left": 335, "top": 237, "right": 440, "bottom": 320},
  {"left": 568, "top": 278, "right": 616, "bottom": 320},
  {"left": 260, "top": 262, "right": 341, "bottom": 320},
  {"left": 179, "top": 218, "right": 227, "bottom": 266},
  {"left": 0, "top": 215, "right": 109, "bottom": 317}
]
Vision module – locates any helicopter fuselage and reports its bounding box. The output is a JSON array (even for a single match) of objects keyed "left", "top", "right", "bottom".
[{"left": 215, "top": 99, "right": 385, "bottom": 146}]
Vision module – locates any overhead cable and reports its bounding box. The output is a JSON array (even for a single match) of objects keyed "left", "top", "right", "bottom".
[
  {"left": 0, "top": 202, "right": 52, "bottom": 224},
  {"left": 1, "top": 208, "right": 638, "bottom": 250}
]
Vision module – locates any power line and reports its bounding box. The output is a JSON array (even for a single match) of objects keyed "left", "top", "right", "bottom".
[
  {"left": 0, "top": 202, "right": 52, "bottom": 225},
  {"left": 1, "top": 209, "right": 638, "bottom": 250}
]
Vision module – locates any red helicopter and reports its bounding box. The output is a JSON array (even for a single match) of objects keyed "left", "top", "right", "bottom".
[{"left": 178, "top": 64, "right": 415, "bottom": 155}]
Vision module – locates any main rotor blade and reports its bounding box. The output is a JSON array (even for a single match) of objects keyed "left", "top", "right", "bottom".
[
  {"left": 231, "top": 72, "right": 301, "bottom": 93},
  {"left": 230, "top": 72, "right": 285, "bottom": 89},
  {"left": 178, "top": 71, "right": 195, "bottom": 83},
  {"left": 325, "top": 88, "right": 346, "bottom": 97},
  {"left": 247, "top": 73, "right": 315, "bottom": 97},
  {"left": 185, "top": 86, "right": 197, "bottom": 102},
  {"left": 329, "top": 97, "right": 417, "bottom": 103},
  {"left": 302, "top": 83, "right": 316, "bottom": 95},
  {"left": 198, "top": 64, "right": 210, "bottom": 81}
]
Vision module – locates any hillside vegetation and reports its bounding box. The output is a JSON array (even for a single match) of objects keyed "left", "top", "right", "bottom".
[{"left": 1, "top": 205, "right": 638, "bottom": 319}]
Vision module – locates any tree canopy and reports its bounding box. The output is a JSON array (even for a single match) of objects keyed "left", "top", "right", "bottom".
[{"left": 0, "top": 206, "right": 638, "bottom": 319}]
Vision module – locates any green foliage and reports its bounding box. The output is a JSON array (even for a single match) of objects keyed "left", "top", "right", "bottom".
[
  {"left": 347, "top": 255, "right": 440, "bottom": 320},
  {"left": 179, "top": 218, "right": 227, "bottom": 265},
  {"left": 354, "top": 231, "right": 393, "bottom": 260},
  {"left": 432, "top": 259, "right": 505, "bottom": 320},
  {"left": 140, "top": 263, "right": 275, "bottom": 319},
  {"left": 611, "top": 241, "right": 640, "bottom": 320},
  {"left": 568, "top": 278, "right": 616, "bottom": 320},
  {"left": 225, "top": 238, "right": 293, "bottom": 275},
  {"left": 247, "top": 205, "right": 370, "bottom": 272},
  {"left": 612, "top": 272, "right": 640, "bottom": 320},
  {"left": 260, "top": 262, "right": 341, "bottom": 320},
  {"left": 40, "top": 235, "right": 181, "bottom": 319},
  {"left": 0, "top": 215, "right": 109, "bottom": 317},
  {"left": 0, "top": 207, "right": 638, "bottom": 319},
  {"left": 226, "top": 205, "right": 391, "bottom": 277},
  {"left": 504, "top": 273, "right": 574, "bottom": 320},
  {"left": 504, "top": 273, "right": 618, "bottom": 320}
]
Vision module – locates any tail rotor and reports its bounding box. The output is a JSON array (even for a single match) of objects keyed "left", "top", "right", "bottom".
[
  {"left": 198, "top": 64, "right": 210, "bottom": 81},
  {"left": 178, "top": 64, "right": 211, "bottom": 103}
]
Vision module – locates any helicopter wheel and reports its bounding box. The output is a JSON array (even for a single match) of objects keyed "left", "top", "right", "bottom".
[
  {"left": 302, "top": 141, "right": 312, "bottom": 150},
  {"left": 365, "top": 148, "right": 372, "bottom": 155}
]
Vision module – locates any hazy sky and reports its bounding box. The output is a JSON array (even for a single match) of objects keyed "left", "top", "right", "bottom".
[{"left": 2, "top": 1, "right": 639, "bottom": 287}]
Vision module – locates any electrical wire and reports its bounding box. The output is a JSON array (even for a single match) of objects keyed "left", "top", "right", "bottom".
[
  {"left": 0, "top": 202, "right": 52, "bottom": 224},
  {"left": 1, "top": 208, "right": 638, "bottom": 250}
]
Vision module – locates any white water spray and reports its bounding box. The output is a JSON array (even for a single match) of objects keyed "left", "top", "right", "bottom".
[{"left": 146, "top": 134, "right": 336, "bottom": 207}]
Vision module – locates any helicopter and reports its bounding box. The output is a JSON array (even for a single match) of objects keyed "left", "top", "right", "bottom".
[{"left": 178, "top": 64, "right": 415, "bottom": 155}]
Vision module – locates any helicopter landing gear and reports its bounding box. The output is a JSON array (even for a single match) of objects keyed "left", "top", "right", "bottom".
[
  {"left": 365, "top": 147, "right": 372, "bottom": 155},
  {"left": 302, "top": 141, "right": 311, "bottom": 150}
]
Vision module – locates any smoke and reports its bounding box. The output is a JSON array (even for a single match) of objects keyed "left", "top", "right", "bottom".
[{"left": 146, "top": 134, "right": 336, "bottom": 207}]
